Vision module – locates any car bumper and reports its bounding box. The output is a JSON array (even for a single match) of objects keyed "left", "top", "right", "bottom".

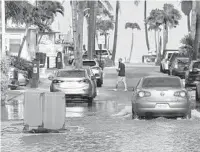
[
  {"left": 51, "top": 87, "right": 92, "bottom": 98},
  {"left": 133, "top": 100, "right": 189, "bottom": 117}
]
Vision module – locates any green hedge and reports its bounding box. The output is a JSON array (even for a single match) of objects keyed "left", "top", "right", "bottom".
[
  {"left": 1, "top": 56, "right": 11, "bottom": 104},
  {"left": 10, "top": 56, "right": 33, "bottom": 79}
]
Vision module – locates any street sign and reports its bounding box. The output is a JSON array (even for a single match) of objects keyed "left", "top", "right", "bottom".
[{"left": 98, "top": 36, "right": 105, "bottom": 44}]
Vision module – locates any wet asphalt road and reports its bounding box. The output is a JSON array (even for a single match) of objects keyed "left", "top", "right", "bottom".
[{"left": 1, "top": 64, "right": 200, "bottom": 152}]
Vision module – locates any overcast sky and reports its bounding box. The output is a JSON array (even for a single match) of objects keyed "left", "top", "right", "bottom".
[{"left": 55, "top": 0, "right": 188, "bottom": 62}]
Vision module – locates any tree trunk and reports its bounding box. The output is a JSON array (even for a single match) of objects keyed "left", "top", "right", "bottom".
[
  {"left": 194, "top": 14, "right": 200, "bottom": 59},
  {"left": 37, "top": 34, "right": 44, "bottom": 44},
  {"left": 104, "top": 33, "right": 107, "bottom": 49},
  {"left": 144, "top": 0, "right": 150, "bottom": 51},
  {"left": 71, "top": 1, "right": 78, "bottom": 67},
  {"left": 87, "top": 1, "right": 97, "bottom": 59},
  {"left": 76, "top": 2, "right": 84, "bottom": 68},
  {"left": 17, "top": 25, "right": 29, "bottom": 61},
  {"left": 163, "top": 24, "right": 168, "bottom": 50},
  {"left": 128, "top": 31, "right": 134, "bottom": 63},
  {"left": 111, "top": 1, "right": 119, "bottom": 64},
  {"left": 187, "top": 14, "right": 191, "bottom": 32},
  {"left": 155, "top": 30, "right": 158, "bottom": 56}
]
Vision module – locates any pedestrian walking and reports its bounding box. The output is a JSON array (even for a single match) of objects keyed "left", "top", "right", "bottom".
[{"left": 114, "top": 58, "right": 127, "bottom": 91}]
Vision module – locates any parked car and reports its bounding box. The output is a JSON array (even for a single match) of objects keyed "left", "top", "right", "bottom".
[
  {"left": 83, "top": 60, "right": 103, "bottom": 87},
  {"left": 95, "top": 49, "right": 112, "bottom": 60},
  {"left": 185, "top": 60, "right": 200, "bottom": 88},
  {"left": 131, "top": 76, "right": 191, "bottom": 119},
  {"left": 168, "top": 57, "right": 189, "bottom": 79},
  {"left": 160, "top": 50, "right": 178, "bottom": 73},
  {"left": 49, "top": 68, "right": 96, "bottom": 103}
]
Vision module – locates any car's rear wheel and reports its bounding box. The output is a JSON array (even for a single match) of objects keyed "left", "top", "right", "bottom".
[
  {"left": 196, "top": 85, "right": 200, "bottom": 102},
  {"left": 160, "top": 65, "right": 163, "bottom": 73},
  {"left": 87, "top": 97, "right": 93, "bottom": 106},
  {"left": 97, "top": 79, "right": 102, "bottom": 87}
]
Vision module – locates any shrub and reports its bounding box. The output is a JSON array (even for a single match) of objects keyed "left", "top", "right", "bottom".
[
  {"left": 1, "top": 56, "right": 11, "bottom": 104},
  {"left": 10, "top": 56, "right": 33, "bottom": 79}
]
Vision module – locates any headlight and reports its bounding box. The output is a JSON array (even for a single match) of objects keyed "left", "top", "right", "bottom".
[
  {"left": 138, "top": 92, "right": 145, "bottom": 97},
  {"left": 180, "top": 92, "right": 186, "bottom": 97}
]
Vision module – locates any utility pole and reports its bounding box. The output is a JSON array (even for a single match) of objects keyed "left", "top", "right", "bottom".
[{"left": 87, "top": 1, "right": 97, "bottom": 60}]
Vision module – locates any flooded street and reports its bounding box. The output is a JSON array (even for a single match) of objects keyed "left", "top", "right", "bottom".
[{"left": 1, "top": 65, "right": 200, "bottom": 152}]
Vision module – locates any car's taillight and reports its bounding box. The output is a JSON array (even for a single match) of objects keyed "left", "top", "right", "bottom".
[
  {"left": 53, "top": 80, "right": 64, "bottom": 83},
  {"left": 137, "top": 91, "right": 151, "bottom": 97},
  {"left": 174, "top": 91, "right": 186, "bottom": 97},
  {"left": 79, "top": 79, "right": 90, "bottom": 84},
  {"left": 174, "top": 63, "right": 178, "bottom": 69}
]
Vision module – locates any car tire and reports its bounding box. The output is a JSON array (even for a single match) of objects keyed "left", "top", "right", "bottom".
[
  {"left": 97, "top": 80, "right": 102, "bottom": 87},
  {"left": 87, "top": 97, "right": 93, "bottom": 106},
  {"left": 196, "top": 88, "right": 200, "bottom": 102},
  {"left": 160, "top": 65, "right": 163, "bottom": 73}
]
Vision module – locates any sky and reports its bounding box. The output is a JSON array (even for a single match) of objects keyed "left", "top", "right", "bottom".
[{"left": 53, "top": 0, "right": 188, "bottom": 62}]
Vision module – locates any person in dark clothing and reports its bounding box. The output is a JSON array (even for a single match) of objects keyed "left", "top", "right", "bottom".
[{"left": 114, "top": 58, "right": 127, "bottom": 91}]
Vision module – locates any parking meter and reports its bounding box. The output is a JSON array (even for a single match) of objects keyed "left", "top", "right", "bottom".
[
  {"left": 31, "top": 59, "right": 39, "bottom": 88},
  {"left": 56, "top": 52, "right": 63, "bottom": 69}
]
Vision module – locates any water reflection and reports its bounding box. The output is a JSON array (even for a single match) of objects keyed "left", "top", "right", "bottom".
[{"left": 1, "top": 103, "right": 24, "bottom": 121}]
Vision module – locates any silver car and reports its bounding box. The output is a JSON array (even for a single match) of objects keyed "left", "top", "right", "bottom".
[
  {"left": 131, "top": 76, "right": 191, "bottom": 119},
  {"left": 83, "top": 60, "right": 103, "bottom": 87},
  {"left": 49, "top": 68, "right": 96, "bottom": 103}
]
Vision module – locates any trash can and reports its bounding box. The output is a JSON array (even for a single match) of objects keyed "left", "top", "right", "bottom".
[
  {"left": 24, "top": 91, "right": 45, "bottom": 130},
  {"left": 43, "top": 92, "right": 65, "bottom": 130}
]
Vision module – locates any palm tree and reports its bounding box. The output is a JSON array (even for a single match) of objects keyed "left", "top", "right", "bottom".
[
  {"left": 111, "top": 1, "right": 120, "bottom": 64},
  {"left": 5, "top": 1, "right": 64, "bottom": 60},
  {"left": 181, "top": 0, "right": 192, "bottom": 32},
  {"left": 125, "top": 22, "right": 141, "bottom": 63},
  {"left": 148, "top": 24, "right": 161, "bottom": 64},
  {"left": 134, "top": 0, "right": 150, "bottom": 52},
  {"left": 96, "top": 19, "right": 114, "bottom": 49},
  {"left": 146, "top": 4, "right": 181, "bottom": 51}
]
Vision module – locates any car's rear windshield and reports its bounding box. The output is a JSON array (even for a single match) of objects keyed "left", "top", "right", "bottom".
[
  {"left": 83, "top": 61, "right": 96, "bottom": 66},
  {"left": 142, "top": 77, "right": 181, "bottom": 88},
  {"left": 96, "top": 50, "right": 108, "bottom": 55},
  {"left": 193, "top": 62, "right": 200, "bottom": 69},
  {"left": 57, "top": 70, "right": 85, "bottom": 77}
]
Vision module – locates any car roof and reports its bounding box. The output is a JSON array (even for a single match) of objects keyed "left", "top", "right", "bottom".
[{"left": 143, "top": 75, "right": 180, "bottom": 79}]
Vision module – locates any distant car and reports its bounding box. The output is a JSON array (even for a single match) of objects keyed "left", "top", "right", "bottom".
[
  {"left": 160, "top": 51, "right": 178, "bottom": 73},
  {"left": 131, "top": 76, "right": 191, "bottom": 119},
  {"left": 95, "top": 49, "right": 112, "bottom": 60},
  {"left": 185, "top": 60, "right": 200, "bottom": 88},
  {"left": 49, "top": 68, "right": 96, "bottom": 103},
  {"left": 83, "top": 60, "right": 103, "bottom": 87},
  {"left": 168, "top": 57, "right": 189, "bottom": 79}
]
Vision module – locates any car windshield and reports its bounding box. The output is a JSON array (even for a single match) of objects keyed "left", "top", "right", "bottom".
[
  {"left": 193, "top": 62, "right": 200, "bottom": 69},
  {"left": 177, "top": 58, "right": 189, "bottom": 66},
  {"left": 83, "top": 61, "right": 96, "bottom": 66},
  {"left": 96, "top": 50, "right": 108, "bottom": 55},
  {"left": 56, "top": 70, "right": 85, "bottom": 77},
  {"left": 142, "top": 77, "right": 181, "bottom": 88}
]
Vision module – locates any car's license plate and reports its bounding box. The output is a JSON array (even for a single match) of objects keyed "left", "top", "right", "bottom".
[{"left": 155, "top": 104, "right": 169, "bottom": 109}]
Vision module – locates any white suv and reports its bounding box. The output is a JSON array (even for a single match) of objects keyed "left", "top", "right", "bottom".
[{"left": 160, "top": 51, "right": 178, "bottom": 73}]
